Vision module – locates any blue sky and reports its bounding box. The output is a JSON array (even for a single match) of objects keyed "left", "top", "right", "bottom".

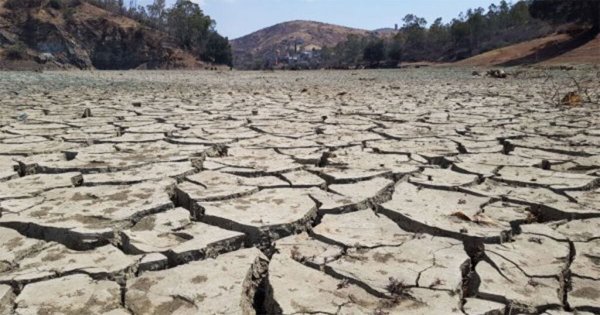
[{"left": 136, "top": 0, "right": 500, "bottom": 39}]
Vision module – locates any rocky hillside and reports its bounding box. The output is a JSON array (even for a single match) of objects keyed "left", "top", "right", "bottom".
[
  {"left": 230, "top": 20, "right": 372, "bottom": 69},
  {"left": 0, "top": 0, "right": 204, "bottom": 70}
]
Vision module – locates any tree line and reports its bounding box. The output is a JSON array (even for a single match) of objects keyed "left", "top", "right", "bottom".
[
  {"left": 79, "top": 0, "right": 233, "bottom": 65},
  {"left": 317, "top": 0, "right": 599, "bottom": 69}
]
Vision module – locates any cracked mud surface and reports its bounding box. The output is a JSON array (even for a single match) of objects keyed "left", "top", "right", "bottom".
[{"left": 0, "top": 69, "right": 599, "bottom": 314}]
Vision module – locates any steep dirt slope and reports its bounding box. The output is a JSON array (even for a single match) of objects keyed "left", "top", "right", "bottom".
[
  {"left": 454, "top": 33, "right": 572, "bottom": 66},
  {"left": 543, "top": 33, "right": 600, "bottom": 65},
  {"left": 455, "top": 30, "right": 599, "bottom": 67},
  {"left": 0, "top": 0, "right": 203, "bottom": 70}
]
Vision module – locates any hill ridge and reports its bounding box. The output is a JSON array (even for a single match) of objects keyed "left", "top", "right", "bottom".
[{"left": 231, "top": 20, "right": 372, "bottom": 69}]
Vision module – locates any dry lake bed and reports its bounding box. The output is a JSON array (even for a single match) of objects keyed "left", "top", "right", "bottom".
[{"left": 0, "top": 69, "right": 599, "bottom": 314}]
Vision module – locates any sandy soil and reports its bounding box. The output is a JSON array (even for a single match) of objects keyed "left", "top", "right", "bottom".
[
  {"left": 0, "top": 69, "right": 599, "bottom": 314},
  {"left": 456, "top": 32, "right": 600, "bottom": 67},
  {"left": 544, "top": 33, "right": 600, "bottom": 65}
]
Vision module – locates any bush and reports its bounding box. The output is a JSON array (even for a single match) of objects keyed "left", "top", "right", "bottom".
[
  {"left": 5, "top": 42, "right": 28, "bottom": 60},
  {"left": 48, "top": 0, "right": 64, "bottom": 10},
  {"left": 4, "top": 0, "right": 44, "bottom": 9},
  {"left": 63, "top": 7, "right": 76, "bottom": 21}
]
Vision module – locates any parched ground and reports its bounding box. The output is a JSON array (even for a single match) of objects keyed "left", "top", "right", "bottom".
[{"left": 0, "top": 69, "right": 599, "bottom": 315}]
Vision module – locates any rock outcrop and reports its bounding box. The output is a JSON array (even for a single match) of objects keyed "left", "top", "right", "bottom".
[{"left": 0, "top": 0, "right": 203, "bottom": 70}]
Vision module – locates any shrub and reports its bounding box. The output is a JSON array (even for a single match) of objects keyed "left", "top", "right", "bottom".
[
  {"left": 5, "top": 42, "right": 28, "bottom": 60},
  {"left": 48, "top": 0, "right": 64, "bottom": 10},
  {"left": 4, "top": 0, "right": 44, "bottom": 9},
  {"left": 63, "top": 7, "right": 76, "bottom": 21}
]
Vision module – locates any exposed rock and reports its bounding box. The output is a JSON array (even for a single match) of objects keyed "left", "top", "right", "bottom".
[
  {"left": 0, "top": 2, "right": 204, "bottom": 70},
  {"left": 487, "top": 69, "right": 507, "bottom": 78}
]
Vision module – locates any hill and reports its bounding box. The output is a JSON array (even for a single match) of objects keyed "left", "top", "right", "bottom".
[
  {"left": 454, "top": 33, "right": 572, "bottom": 67},
  {"left": 230, "top": 20, "right": 372, "bottom": 69},
  {"left": 543, "top": 33, "right": 600, "bottom": 65},
  {"left": 455, "top": 28, "right": 600, "bottom": 67},
  {"left": 0, "top": 0, "right": 205, "bottom": 70}
]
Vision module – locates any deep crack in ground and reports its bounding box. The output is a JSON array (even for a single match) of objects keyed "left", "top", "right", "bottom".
[{"left": 0, "top": 69, "right": 599, "bottom": 314}]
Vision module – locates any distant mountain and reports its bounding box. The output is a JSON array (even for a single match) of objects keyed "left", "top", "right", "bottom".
[
  {"left": 372, "top": 28, "right": 399, "bottom": 37},
  {"left": 230, "top": 20, "right": 372, "bottom": 69}
]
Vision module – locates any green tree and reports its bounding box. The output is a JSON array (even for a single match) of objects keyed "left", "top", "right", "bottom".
[
  {"left": 147, "top": 0, "right": 166, "bottom": 29},
  {"left": 529, "top": 0, "right": 600, "bottom": 33},
  {"left": 449, "top": 18, "right": 470, "bottom": 57},
  {"left": 427, "top": 18, "right": 450, "bottom": 60},
  {"left": 498, "top": 0, "right": 511, "bottom": 28},
  {"left": 466, "top": 7, "right": 486, "bottom": 53},
  {"left": 337, "top": 34, "right": 366, "bottom": 66},
  {"left": 510, "top": 1, "right": 531, "bottom": 26},
  {"left": 204, "top": 32, "right": 232, "bottom": 65},
  {"left": 363, "top": 38, "right": 385, "bottom": 66},
  {"left": 166, "top": 0, "right": 213, "bottom": 50},
  {"left": 387, "top": 34, "right": 403, "bottom": 65},
  {"left": 401, "top": 14, "right": 427, "bottom": 61}
]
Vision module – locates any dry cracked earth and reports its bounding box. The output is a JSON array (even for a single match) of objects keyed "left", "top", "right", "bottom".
[{"left": 0, "top": 69, "right": 599, "bottom": 315}]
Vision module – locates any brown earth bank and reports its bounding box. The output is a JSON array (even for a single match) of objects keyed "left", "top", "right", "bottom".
[
  {"left": 455, "top": 29, "right": 600, "bottom": 67},
  {"left": 543, "top": 33, "right": 600, "bottom": 65},
  {"left": 0, "top": 0, "right": 207, "bottom": 70}
]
